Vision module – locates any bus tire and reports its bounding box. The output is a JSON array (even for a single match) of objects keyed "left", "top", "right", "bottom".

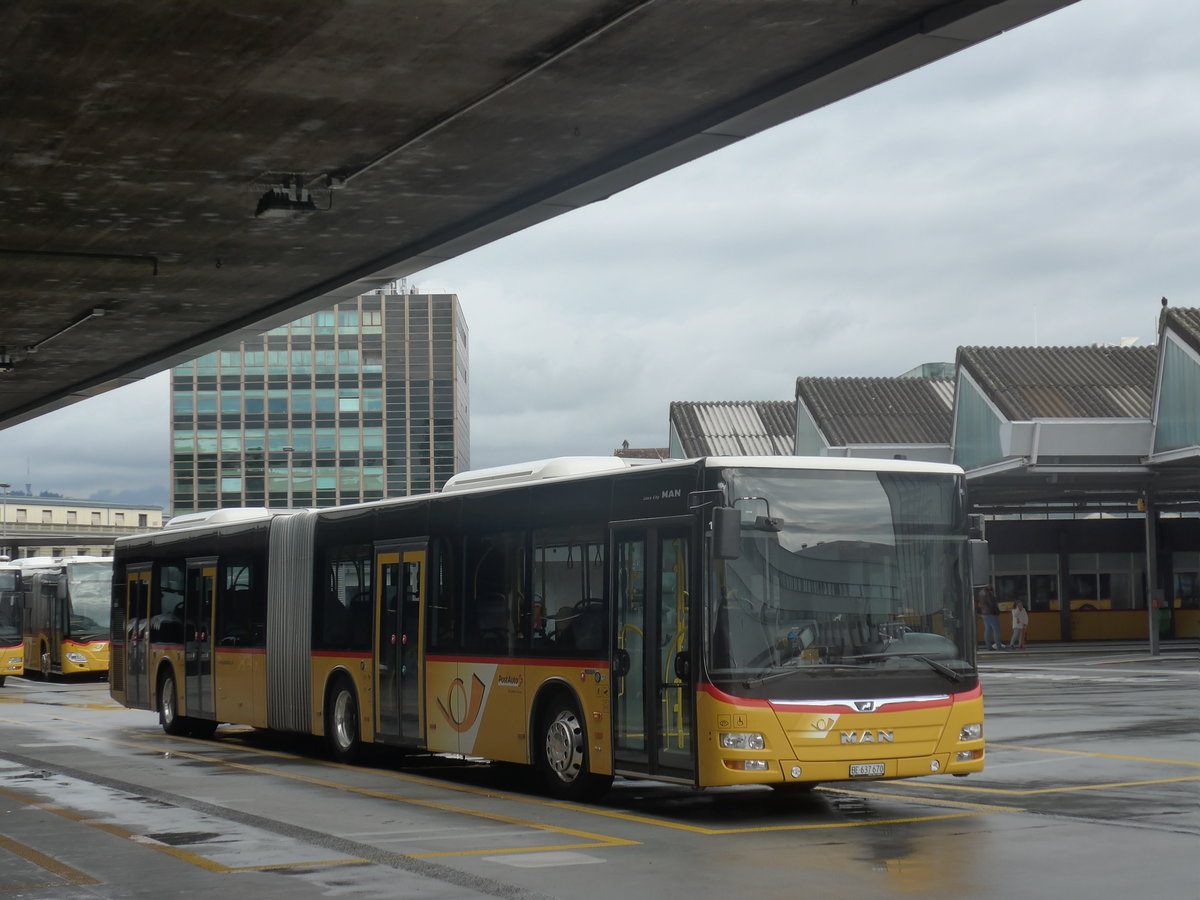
[
  {"left": 158, "top": 670, "right": 189, "bottom": 736},
  {"left": 0, "top": 675, "right": 5, "bottom": 687},
  {"left": 534, "top": 693, "right": 612, "bottom": 802},
  {"left": 326, "top": 676, "right": 362, "bottom": 765}
]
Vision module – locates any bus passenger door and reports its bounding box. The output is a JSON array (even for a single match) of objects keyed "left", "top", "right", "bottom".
[
  {"left": 611, "top": 522, "right": 695, "bottom": 782},
  {"left": 374, "top": 543, "right": 426, "bottom": 745},
  {"left": 124, "top": 568, "right": 151, "bottom": 709},
  {"left": 184, "top": 562, "right": 216, "bottom": 721}
]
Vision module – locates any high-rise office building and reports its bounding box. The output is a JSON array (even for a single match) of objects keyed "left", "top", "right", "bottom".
[{"left": 170, "top": 287, "right": 469, "bottom": 516}]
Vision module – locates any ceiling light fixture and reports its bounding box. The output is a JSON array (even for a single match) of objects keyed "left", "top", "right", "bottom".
[{"left": 255, "top": 175, "right": 322, "bottom": 218}]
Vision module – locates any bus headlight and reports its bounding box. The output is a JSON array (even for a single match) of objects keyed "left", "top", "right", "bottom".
[
  {"left": 720, "top": 732, "right": 766, "bottom": 751},
  {"left": 960, "top": 723, "right": 982, "bottom": 741},
  {"left": 66, "top": 652, "right": 87, "bottom": 664},
  {"left": 725, "top": 759, "right": 770, "bottom": 772}
]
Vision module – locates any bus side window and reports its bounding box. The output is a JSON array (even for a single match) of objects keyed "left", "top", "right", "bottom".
[
  {"left": 217, "top": 559, "right": 262, "bottom": 648},
  {"left": 463, "top": 532, "right": 524, "bottom": 654},
  {"left": 316, "top": 547, "right": 372, "bottom": 652},
  {"left": 427, "top": 537, "right": 459, "bottom": 652},
  {"left": 152, "top": 562, "right": 185, "bottom": 644},
  {"left": 534, "top": 528, "right": 605, "bottom": 654}
]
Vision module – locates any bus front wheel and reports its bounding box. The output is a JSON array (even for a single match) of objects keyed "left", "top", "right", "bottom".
[
  {"left": 534, "top": 695, "right": 612, "bottom": 801},
  {"left": 158, "top": 671, "right": 189, "bottom": 736},
  {"left": 326, "top": 676, "right": 362, "bottom": 765}
]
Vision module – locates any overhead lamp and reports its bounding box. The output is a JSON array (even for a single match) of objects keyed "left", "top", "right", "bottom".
[{"left": 255, "top": 175, "right": 320, "bottom": 218}]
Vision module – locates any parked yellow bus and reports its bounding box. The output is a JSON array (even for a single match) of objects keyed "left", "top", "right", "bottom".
[
  {"left": 15, "top": 557, "right": 113, "bottom": 678},
  {"left": 0, "top": 565, "right": 23, "bottom": 685},
  {"left": 110, "top": 456, "right": 987, "bottom": 799}
]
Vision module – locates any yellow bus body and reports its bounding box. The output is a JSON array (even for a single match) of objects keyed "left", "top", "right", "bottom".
[
  {"left": 422, "top": 657, "right": 613, "bottom": 772},
  {"left": 24, "top": 634, "right": 109, "bottom": 676},
  {"left": 695, "top": 683, "right": 985, "bottom": 787},
  {"left": 1, "top": 640, "right": 22, "bottom": 679}
]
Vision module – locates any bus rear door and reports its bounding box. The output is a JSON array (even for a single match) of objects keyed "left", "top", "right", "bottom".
[
  {"left": 184, "top": 561, "right": 216, "bottom": 721},
  {"left": 124, "top": 568, "right": 152, "bottom": 709},
  {"left": 374, "top": 543, "right": 426, "bottom": 745},
  {"left": 611, "top": 521, "right": 695, "bottom": 783}
]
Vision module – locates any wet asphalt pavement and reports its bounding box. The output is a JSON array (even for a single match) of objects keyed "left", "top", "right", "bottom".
[{"left": 0, "top": 641, "right": 1196, "bottom": 900}]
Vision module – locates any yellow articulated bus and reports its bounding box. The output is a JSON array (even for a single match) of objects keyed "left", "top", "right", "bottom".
[
  {"left": 14, "top": 557, "right": 113, "bottom": 679},
  {"left": 110, "top": 456, "right": 988, "bottom": 800},
  {"left": 1, "top": 564, "right": 23, "bottom": 685}
]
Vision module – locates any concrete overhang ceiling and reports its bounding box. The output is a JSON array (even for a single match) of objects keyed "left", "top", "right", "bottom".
[{"left": 0, "top": 0, "right": 1078, "bottom": 429}]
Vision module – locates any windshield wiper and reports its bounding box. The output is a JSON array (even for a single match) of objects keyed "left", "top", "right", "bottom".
[
  {"left": 741, "top": 662, "right": 873, "bottom": 688},
  {"left": 838, "top": 651, "right": 964, "bottom": 683}
]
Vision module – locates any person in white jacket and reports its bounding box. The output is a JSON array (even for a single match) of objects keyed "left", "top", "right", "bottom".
[{"left": 1007, "top": 599, "right": 1029, "bottom": 650}]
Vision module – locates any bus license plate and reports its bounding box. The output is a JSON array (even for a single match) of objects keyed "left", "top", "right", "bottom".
[{"left": 850, "top": 763, "right": 885, "bottom": 777}]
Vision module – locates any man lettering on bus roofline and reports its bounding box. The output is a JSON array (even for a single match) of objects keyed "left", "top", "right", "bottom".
[
  {"left": 977, "top": 583, "right": 1002, "bottom": 651},
  {"left": 1007, "top": 598, "right": 1028, "bottom": 650}
]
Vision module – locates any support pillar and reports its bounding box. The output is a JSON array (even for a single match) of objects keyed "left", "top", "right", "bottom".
[
  {"left": 1057, "top": 529, "right": 1071, "bottom": 642},
  {"left": 1144, "top": 496, "right": 1161, "bottom": 657}
]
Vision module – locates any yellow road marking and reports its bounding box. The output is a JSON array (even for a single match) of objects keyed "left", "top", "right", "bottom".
[
  {"left": 11, "top": 713, "right": 1127, "bottom": 854},
  {"left": 82, "top": 732, "right": 641, "bottom": 852},
  {"left": 0, "top": 782, "right": 373, "bottom": 873},
  {"left": 989, "top": 742, "right": 1200, "bottom": 768},
  {"left": 892, "top": 773, "right": 1200, "bottom": 796},
  {"left": 820, "top": 786, "right": 1022, "bottom": 813},
  {"left": 0, "top": 830, "right": 100, "bottom": 889},
  {"left": 91, "top": 730, "right": 1011, "bottom": 841}
]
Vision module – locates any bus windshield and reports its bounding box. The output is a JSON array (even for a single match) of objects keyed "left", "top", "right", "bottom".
[
  {"left": 708, "top": 468, "right": 974, "bottom": 691},
  {"left": 67, "top": 562, "right": 112, "bottom": 638},
  {"left": 0, "top": 569, "right": 19, "bottom": 642}
]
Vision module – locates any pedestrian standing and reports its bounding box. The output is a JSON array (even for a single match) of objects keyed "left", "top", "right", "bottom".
[
  {"left": 978, "top": 584, "right": 1002, "bottom": 650},
  {"left": 1007, "top": 598, "right": 1028, "bottom": 650}
]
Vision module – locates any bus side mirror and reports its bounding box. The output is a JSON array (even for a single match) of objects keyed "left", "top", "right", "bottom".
[
  {"left": 713, "top": 507, "right": 741, "bottom": 560},
  {"left": 970, "top": 540, "right": 990, "bottom": 587}
]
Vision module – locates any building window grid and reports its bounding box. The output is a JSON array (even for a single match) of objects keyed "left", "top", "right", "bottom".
[{"left": 171, "top": 292, "right": 466, "bottom": 513}]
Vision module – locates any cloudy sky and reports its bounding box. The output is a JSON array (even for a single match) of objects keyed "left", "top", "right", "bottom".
[{"left": 1, "top": 0, "right": 1195, "bottom": 511}]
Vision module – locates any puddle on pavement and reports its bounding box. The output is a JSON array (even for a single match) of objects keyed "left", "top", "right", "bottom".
[{"left": 140, "top": 830, "right": 225, "bottom": 846}]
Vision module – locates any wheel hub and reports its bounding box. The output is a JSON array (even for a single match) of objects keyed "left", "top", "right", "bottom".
[{"left": 545, "top": 711, "right": 583, "bottom": 782}]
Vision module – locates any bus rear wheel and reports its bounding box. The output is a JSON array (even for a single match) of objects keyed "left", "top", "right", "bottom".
[
  {"left": 534, "top": 695, "right": 611, "bottom": 802},
  {"left": 158, "top": 671, "right": 189, "bottom": 736},
  {"left": 326, "top": 676, "right": 362, "bottom": 765}
]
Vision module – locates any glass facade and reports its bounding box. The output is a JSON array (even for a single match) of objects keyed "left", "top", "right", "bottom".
[
  {"left": 170, "top": 290, "right": 469, "bottom": 515},
  {"left": 952, "top": 376, "right": 1004, "bottom": 471},
  {"left": 1153, "top": 335, "right": 1200, "bottom": 454}
]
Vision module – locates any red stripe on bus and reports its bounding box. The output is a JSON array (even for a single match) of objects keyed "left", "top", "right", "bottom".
[
  {"left": 696, "top": 682, "right": 772, "bottom": 707},
  {"left": 698, "top": 679, "right": 981, "bottom": 710}
]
